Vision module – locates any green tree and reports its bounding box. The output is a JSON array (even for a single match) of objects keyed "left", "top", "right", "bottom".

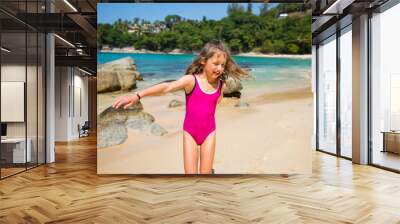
[
  {"left": 247, "top": 3, "right": 253, "bottom": 14},
  {"left": 261, "top": 40, "right": 274, "bottom": 53},
  {"left": 273, "top": 40, "right": 285, "bottom": 53},
  {"left": 259, "top": 3, "right": 270, "bottom": 16},
  {"left": 140, "top": 36, "right": 160, "bottom": 51},
  {"left": 287, "top": 43, "right": 300, "bottom": 54},
  {"left": 229, "top": 39, "right": 241, "bottom": 53},
  {"left": 227, "top": 3, "right": 245, "bottom": 16},
  {"left": 190, "top": 36, "right": 203, "bottom": 51},
  {"left": 98, "top": 3, "right": 311, "bottom": 55},
  {"left": 132, "top": 17, "right": 140, "bottom": 25},
  {"left": 165, "top": 15, "right": 181, "bottom": 29}
]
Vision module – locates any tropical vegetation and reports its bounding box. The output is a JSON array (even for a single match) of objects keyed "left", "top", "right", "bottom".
[{"left": 97, "top": 3, "right": 311, "bottom": 54}]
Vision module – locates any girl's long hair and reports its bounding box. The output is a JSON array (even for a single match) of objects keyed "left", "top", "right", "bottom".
[{"left": 185, "top": 40, "right": 249, "bottom": 81}]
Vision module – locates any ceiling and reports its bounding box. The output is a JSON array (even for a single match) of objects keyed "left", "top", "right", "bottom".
[
  {"left": 0, "top": 0, "right": 98, "bottom": 74},
  {"left": 311, "top": 0, "right": 390, "bottom": 44}
]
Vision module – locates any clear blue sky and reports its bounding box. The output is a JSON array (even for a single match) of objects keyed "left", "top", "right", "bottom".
[{"left": 98, "top": 3, "right": 265, "bottom": 24}]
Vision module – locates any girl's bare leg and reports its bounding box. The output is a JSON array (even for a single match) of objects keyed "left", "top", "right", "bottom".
[
  {"left": 183, "top": 131, "right": 199, "bottom": 174},
  {"left": 199, "top": 131, "right": 216, "bottom": 174}
]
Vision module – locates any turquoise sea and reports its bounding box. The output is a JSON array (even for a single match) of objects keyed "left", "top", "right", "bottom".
[{"left": 98, "top": 52, "right": 311, "bottom": 91}]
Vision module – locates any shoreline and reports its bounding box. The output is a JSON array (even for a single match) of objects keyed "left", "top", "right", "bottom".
[
  {"left": 236, "top": 52, "right": 311, "bottom": 59},
  {"left": 97, "top": 81, "right": 312, "bottom": 116},
  {"left": 99, "top": 48, "right": 311, "bottom": 59}
]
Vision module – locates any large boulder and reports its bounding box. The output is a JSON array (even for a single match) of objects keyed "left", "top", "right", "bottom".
[
  {"left": 223, "top": 76, "right": 243, "bottom": 98},
  {"left": 168, "top": 99, "right": 184, "bottom": 108},
  {"left": 98, "top": 102, "right": 144, "bottom": 125},
  {"left": 97, "top": 103, "right": 144, "bottom": 148},
  {"left": 150, "top": 124, "right": 168, "bottom": 136},
  {"left": 97, "top": 102, "right": 168, "bottom": 148},
  {"left": 97, "top": 70, "right": 120, "bottom": 93},
  {"left": 101, "top": 57, "right": 137, "bottom": 71},
  {"left": 126, "top": 112, "right": 167, "bottom": 137},
  {"left": 97, "top": 57, "right": 142, "bottom": 93},
  {"left": 125, "top": 112, "right": 155, "bottom": 132},
  {"left": 234, "top": 101, "right": 250, "bottom": 108},
  {"left": 97, "top": 123, "right": 127, "bottom": 149}
]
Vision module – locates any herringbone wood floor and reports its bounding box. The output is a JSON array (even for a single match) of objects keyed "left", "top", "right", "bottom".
[{"left": 1, "top": 135, "right": 400, "bottom": 223}]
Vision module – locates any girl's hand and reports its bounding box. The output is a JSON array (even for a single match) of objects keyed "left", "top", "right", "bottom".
[{"left": 112, "top": 94, "right": 139, "bottom": 109}]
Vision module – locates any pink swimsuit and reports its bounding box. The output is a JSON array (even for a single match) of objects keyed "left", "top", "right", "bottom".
[{"left": 183, "top": 75, "right": 222, "bottom": 145}]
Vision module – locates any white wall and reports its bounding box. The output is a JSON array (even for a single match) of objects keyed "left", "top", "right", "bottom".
[
  {"left": 1, "top": 65, "right": 26, "bottom": 139},
  {"left": 1, "top": 65, "right": 26, "bottom": 81},
  {"left": 54, "top": 67, "right": 89, "bottom": 141},
  {"left": 55, "top": 66, "right": 69, "bottom": 141},
  {"left": 1, "top": 63, "right": 46, "bottom": 164},
  {"left": 75, "top": 71, "right": 89, "bottom": 139}
]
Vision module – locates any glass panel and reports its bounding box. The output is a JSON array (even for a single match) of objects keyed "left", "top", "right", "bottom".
[
  {"left": 371, "top": 5, "right": 400, "bottom": 171},
  {"left": 27, "top": 31, "right": 38, "bottom": 169},
  {"left": 318, "top": 35, "right": 337, "bottom": 154},
  {"left": 340, "top": 26, "right": 352, "bottom": 158},
  {"left": 27, "top": 0, "right": 39, "bottom": 169},
  {"left": 390, "top": 74, "right": 400, "bottom": 130},
  {"left": 38, "top": 32, "right": 45, "bottom": 165},
  {"left": 1, "top": 31, "right": 27, "bottom": 177},
  {"left": 0, "top": 0, "right": 46, "bottom": 178}
]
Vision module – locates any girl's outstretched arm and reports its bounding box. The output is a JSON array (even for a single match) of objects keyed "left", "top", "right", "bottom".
[{"left": 113, "top": 75, "right": 194, "bottom": 109}]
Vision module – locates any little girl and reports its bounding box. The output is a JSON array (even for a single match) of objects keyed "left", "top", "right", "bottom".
[{"left": 112, "top": 40, "right": 248, "bottom": 174}]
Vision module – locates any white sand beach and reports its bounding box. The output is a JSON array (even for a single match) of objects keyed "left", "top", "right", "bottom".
[
  {"left": 97, "top": 86, "right": 313, "bottom": 174},
  {"left": 237, "top": 52, "right": 311, "bottom": 59}
]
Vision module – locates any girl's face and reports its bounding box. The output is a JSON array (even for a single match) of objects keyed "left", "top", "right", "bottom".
[{"left": 202, "top": 50, "right": 227, "bottom": 81}]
